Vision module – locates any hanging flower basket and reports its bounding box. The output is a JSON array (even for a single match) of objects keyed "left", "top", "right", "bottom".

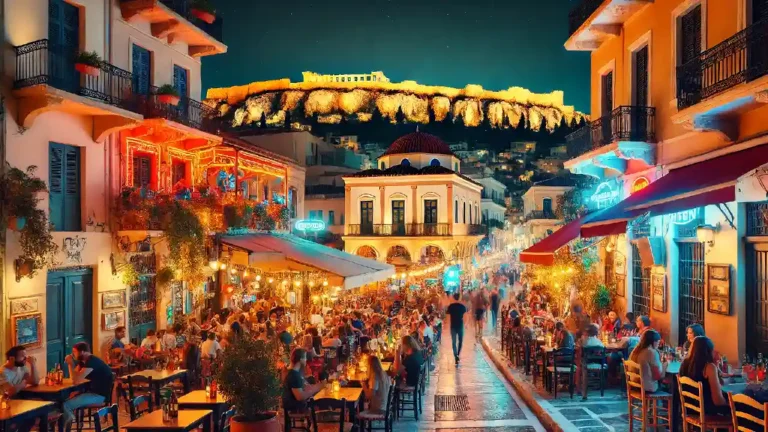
[
  {"left": 74, "top": 51, "right": 102, "bottom": 77},
  {"left": 158, "top": 94, "right": 180, "bottom": 106},
  {"left": 191, "top": 8, "right": 216, "bottom": 23},
  {"left": 7, "top": 216, "right": 26, "bottom": 231},
  {"left": 75, "top": 63, "right": 100, "bottom": 77}
]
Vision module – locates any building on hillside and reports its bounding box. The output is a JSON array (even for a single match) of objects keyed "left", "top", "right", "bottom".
[
  {"left": 511, "top": 141, "right": 536, "bottom": 154},
  {"left": 522, "top": 0, "right": 768, "bottom": 361},
  {"left": 343, "top": 132, "right": 486, "bottom": 265},
  {"left": 550, "top": 145, "right": 568, "bottom": 158},
  {"left": 533, "top": 157, "right": 565, "bottom": 174}
]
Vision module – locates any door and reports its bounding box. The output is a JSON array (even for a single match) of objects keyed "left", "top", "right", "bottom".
[
  {"left": 678, "top": 242, "right": 705, "bottom": 345},
  {"left": 631, "top": 244, "right": 651, "bottom": 318},
  {"left": 360, "top": 201, "right": 373, "bottom": 235},
  {"left": 600, "top": 71, "right": 613, "bottom": 143},
  {"left": 679, "top": 5, "right": 702, "bottom": 103},
  {"left": 424, "top": 199, "right": 438, "bottom": 235},
  {"left": 542, "top": 198, "right": 553, "bottom": 216},
  {"left": 173, "top": 65, "right": 189, "bottom": 119},
  {"left": 47, "top": 270, "right": 93, "bottom": 375},
  {"left": 747, "top": 243, "right": 768, "bottom": 356},
  {"left": 632, "top": 45, "right": 650, "bottom": 140},
  {"left": 392, "top": 200, "right": 405, "bottom": 235},
  {"left": 133, "top": 155, "right": 152, "bottom": 188},
  {"left": 129, "top": 275, "right": 156, "bottom": 344},
  {"left": 48, "top": 0, "right": 79, "bottom": 93},
  {"left": 132, "top": 44, "right": 151, "bottom": 95},
  {"left": 755, "top": 0, "right": 768, "bottom": 23}
]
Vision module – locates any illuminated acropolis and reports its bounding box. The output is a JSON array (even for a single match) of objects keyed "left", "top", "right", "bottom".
[{"left": 302, "top": 71, "right": 390, "bottom": 84}]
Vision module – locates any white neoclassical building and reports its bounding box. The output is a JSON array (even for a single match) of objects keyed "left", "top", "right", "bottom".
[{"left": 342, "top": 132, "right": 485, "bottom": 265}]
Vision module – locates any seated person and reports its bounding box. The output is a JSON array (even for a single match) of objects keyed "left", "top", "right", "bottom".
[
  {"left": 63, "top": 342, "right": 114, "bottom": 428},
  {"left": 680, "top": 336, "right": 730, "bottom": 417},
  {"left": 108, "top": 326, "right": 135, "bottom": 364},
  {"left": 394, "top": 336, "right": 424, "bottom": 388},
  {"left": 201, "top": 332, "right": 223, "bottom": 359},
  {"left": 554, "top": 322, "right": 575, "bottom": 349},
  {"left": 0, "top": 346, "right": 40, "bottom": 432},
  {"left": 283, "top": 348, "right": 325, "bottom": 412},
  {"left": 580, "top": 324, "right": 605, "bottom": 349},
  {"left": 628, "top": 329, "right": 666, "bottom": 393}
]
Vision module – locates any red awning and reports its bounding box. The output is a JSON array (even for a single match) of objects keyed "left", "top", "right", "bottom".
[
  {"left": 581, "top": 144, "right": 768, "bottom": 237},
  {"left": 520, "top": 215, "right": 591, "bottom": 266}
]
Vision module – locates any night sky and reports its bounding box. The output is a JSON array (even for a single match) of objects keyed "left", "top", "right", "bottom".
[{"left": 201, "top": 0, "right": 590, "bottom": 112}]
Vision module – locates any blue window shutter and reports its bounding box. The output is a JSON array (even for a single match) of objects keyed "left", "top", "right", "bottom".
[
  {"left": 63, "top": 145, "right": 81, "bottom": 231},
  {"left": 132, "top": 44, "right": 151, "bottom": 95},
  {"left": 49, "top": 143, "right": 65, "bottom": 231}
]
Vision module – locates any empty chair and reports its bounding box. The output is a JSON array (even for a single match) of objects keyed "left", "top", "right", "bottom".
[
  {"left": 129, "top": 395, "right": 152, "bottom": 421},
  {"left": 309, "top": 397, "right": 353, "bottom": 432},
  {"left": 220, "top": 407, "right": 236, "bottom": 432},
  {"left": 91, "top": 404, "right": 119, "bottom": 432},
  {"left": 729, "top": 392, "right": 768, "bottom": 431}
]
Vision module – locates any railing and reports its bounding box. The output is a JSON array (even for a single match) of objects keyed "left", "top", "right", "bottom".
[
  {"left": 565, "top": 106, "right": 656, "bottom": 158},
  {"left": 568, "top": 0, "right": 605, "bottom": 36},
  {"left": 747, "top": 201, "right": 768, "bottom": 236},
  {"left": 677, "top": 18, "right": 768, "bottom": 110},
  {"left": 524, "top": 211, "right": 557, "bottom": 221},
  {"left": 143, "top": 85, "right": 219, "bottom": 134},
  {"left": 347, "top": 223, "right": 450, "bottom": 236},
  {"left": 158, "top": 0, "right": 224, "bottom": 42},
  {"left": 14, "top": 39, "right": 142, "bottom": 115},
  {"left": 481, "top": 193, "right": 507, "bottom": 207},
  {"left": 468, "top": 224, "right": 487, "bottom": 235}
]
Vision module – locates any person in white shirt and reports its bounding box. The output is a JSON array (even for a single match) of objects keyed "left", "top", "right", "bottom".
[
  {"left": 200, "top": 332, "right": 222, "bottom": 359},
  {"left": 140, "top": 329, "right": 159, "bottom": 351},
  {"left": 161, "top": 326, "right": 179, "bottom": 352},
  {"left": 1, "top": 346, "right": 40, "bottom": 432},
  {"left": 420, "top": 320, "right": 435, "bottom": 346}
]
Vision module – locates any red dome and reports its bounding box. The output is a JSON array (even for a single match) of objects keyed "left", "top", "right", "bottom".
[{"left": 381, "top": 132, "right": 454, "bottom": 157}]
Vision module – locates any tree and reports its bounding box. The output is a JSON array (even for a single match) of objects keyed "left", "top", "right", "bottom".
[
  {"left": 284, "top": 110, "right": 292, "bottom": 129},
  {"left": 517, "top": 113, "right": 527, "bottom": 131},
  {"left": 260, "top": 112, "right": 267, "bottom": 128},
  {"left": 555, "top": 188, "right": 587, "bottom": 223},
  {"left": 395, "top": 106, "right": 406, "bottom": 124}
]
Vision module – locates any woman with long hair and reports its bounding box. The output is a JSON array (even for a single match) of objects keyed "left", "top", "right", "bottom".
[
  {"left": 394, "top": 335, "right": 424, "bottom": 387},
  {"left": 629, "top": 329, "right": 667, "bottom": 392},
  {"left": 362, "top": 355, "right": 391, "bottom": 413},
  {"left": 680, "top": 336, "right": 730, "bottom": 416},
  {"left": 683, "top": 323, "right": 705, "bottom": 351}
]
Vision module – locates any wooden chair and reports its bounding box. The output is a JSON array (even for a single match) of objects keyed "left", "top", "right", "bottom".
[
  {"left": 75, "top": 374, "right": 115, "bottom": 431},
  {"left": 358, "top": 380, "right": 396, "bottom": 432},
  {"left": 308, "top": 397, "right": 353, "bottom": 432},
  {"left": 546, "top": 347, "right": 575, "bottom": 398},
  {"left": 624, "top": 359, "right": 673, "bottom": 432},
  {"left": 283, "top": 407, "right": 311, "bottom": 432},
  {"left": 678, "top": 375, "right": 733, "bottom": 432},
  {"left": 91, "top": 404, "right": 119, "bottom": 432},
  {"left": 581, "top": 346, "right": 608, "bottom": 398},
  {"left": 128, "top": 395, "right": 152, "bottom": 421},
  {"left": 419, "top": 359, "right": 428, "bottom": 397},
  {"left": 220, "top": 407, "right": 236, "bottom": 432},
  {"left": 395, "top": 373, "right": 421, "bottom": 421},
  {"left": 729, "top": 392, "right": 768, "bottom": 431},
  {"left": 126, "top": 375, "right": 154, "bottom": 401}
]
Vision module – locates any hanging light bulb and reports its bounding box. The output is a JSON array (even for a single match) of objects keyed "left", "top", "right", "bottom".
[
  {"left": 282, "top": 280, "right": 288, "bottom": 286},
  {"left": 268, "top": 278, "right": 274, "bottom": 284},
  {"left": 294, "top": 280, "right": 301, "bottom": 287},
  {"left": 230, "top": 268, "right": 237, "bottom": 274},
  {"left": 209, "top": 261, "right": 219, "bottom": 270},
  {"left": 220, "top": 262, "right": 227, "bottom": 270}
]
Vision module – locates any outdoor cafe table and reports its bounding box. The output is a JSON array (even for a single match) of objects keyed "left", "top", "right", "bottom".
[
  {"left": 314, "top": 387, "right": 364, "bottom": 423},
  {"left": 124, "top": 409, "right": 212, "bottom": 432},
  {"left": 19, "top": 379, "right": 90, "bottom": 431},
  {"left": 122, "top": 369, "right": 190, "bottom": 405},
  {"left": 0, "top": 399, "right": 55, "bottom": 432},
  {"left": 178, "top": 390, "right": 229, "bottom": 432}
]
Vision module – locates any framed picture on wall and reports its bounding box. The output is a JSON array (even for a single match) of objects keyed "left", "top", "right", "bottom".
[
  {"left": 651, "top": 273, "right": 666, "bottom": 313},
  {"left": 12, "top": 313, "right": 43, "bottom": 348},
  {"left": 102, "top": 310, "right": 126, "bottom": 331},
  {"left": 101, "top": 290, "right": 126, "bottom": 310},
  {"left": 614, "top": 257, "right": 626, "bottom": 275},
  {"left": 707, "top": 264, "right": 731, "bottom": 315},
  {"left": 614, "top": 274, "right": 625, "bottom": 297}
]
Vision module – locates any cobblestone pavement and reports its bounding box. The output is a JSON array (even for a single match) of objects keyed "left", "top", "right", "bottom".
[
  {"left": 484, "top": 332, "right": 631, "bottom": 432},
  {"left": 401, "top": 319, "right": 546, "bottom": 432}
]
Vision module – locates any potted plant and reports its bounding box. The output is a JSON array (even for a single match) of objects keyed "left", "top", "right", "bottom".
[
  {"left": 157, "top": 84, "right": 181, "bottom": 106},
  {"left": 191, "top": 0, "right": 216, "bottom": 24},
  {"left": 215, "top": 338, "right": 281, "bottom": 432},
  {"left": 74, "top": 51, "right": 102, "bottom": 77}
]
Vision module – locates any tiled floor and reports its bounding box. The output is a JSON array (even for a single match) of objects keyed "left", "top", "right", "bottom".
[{"left": 484, "top": 333, "right": 631, "bottom": 432}]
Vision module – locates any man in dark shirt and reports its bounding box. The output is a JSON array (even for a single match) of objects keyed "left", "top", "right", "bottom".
[
  {"left": 446, "top": 292, "right": 467, "bottom": 365},
  {"left": 283, "top": 348, "right": 325, "bottom": 412},
  {"left": 490, "top": 288, "right": 500, "bottom": 331},
  {"left": 63, "top": 342, "right": 114, "bottom": 427}
]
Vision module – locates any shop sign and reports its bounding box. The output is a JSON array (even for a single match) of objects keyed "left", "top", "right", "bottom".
[
  {"left": 294, "top": 219, "right": 326, "bottom": 232},
  {"left": 590, "top": 180, "right": 621, "bottom": 209},
  {"left": 631, "top": 177, "right": 650, "bottom": 194},
  {"left": 668, "top": 208, "right": 701, "bottom": 226}
]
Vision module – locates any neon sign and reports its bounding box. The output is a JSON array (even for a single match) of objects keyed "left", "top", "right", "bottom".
[
  {"left": 632, "top": 177, "right": 649, "bottom": 194},
  {"left": 294, "top": 219, "right": 326, "bottom": 232},
  {"left": 590, "top": 180, "right": 621, "bottom": 209},
  {"left": 668, "top": 208, "right": 701, "bottom": 225}
]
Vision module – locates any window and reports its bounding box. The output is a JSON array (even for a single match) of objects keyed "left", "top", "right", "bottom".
[
  {"left": 401, "top": 158, "right": 410, "bottom": 166},
  {"left": 632, "top": 45, "right": 650, "bottom": 107},
  {"left": 454, "top": 200, "right": 458, "bottom": 221},
  {"left": 463, "top": 202, "right": 467, "bottom": 223},
  {"left": 49, "top": 143, "right": 81, "bottom": 231},
  {"left": 328, "top": 211, "right": 335, "bottom": 226},
  {"left": 173, "top": 65, "right": 189, "bottom": 97},
  {"left": 133, "top": 155, "right": 152, "bottom": 188},
  {"left": 430, "top": 159, "right": 440, "bottom": 167},
  {"left": 601, "top": 71, "right": 613, "bottom": 116},
  {"left": 424, "top": 200, "right": 438, "bottom": 224},
  {"left": 289, "top": 187, "right": 298, "bottom": 218},
  {"left": 316, "top": 210, "right": 323, "bottom": 221},
  {"left": 340, "top": 214, "right": 345, "bottom": 225},
  {"left": 380, "top": 161, "right": 386, "bottom": 170},
  {"left": 543, "top": 198, "right": 553, "bottom": 215},
  {"left": 454, "top": 162, "right": 459, "bottom": 172},
  {"left": 679, "top": 5, "right": 702, "bottom": 67},
  {"left": 171, "top": 161, "right": 186, "bottom": 186}
]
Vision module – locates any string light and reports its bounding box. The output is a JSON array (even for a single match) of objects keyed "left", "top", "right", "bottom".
[
  {"left": 220, "top": 262, "right": 227, "bottom": 270},
  {"left": 322, "top": 280, "right": 328, "bottom": 287},
  {"left": 268, "top": 278, "right": 274, "bottom": 283},
  {"left": 309, "top": 281, "right": 314, "bottom": 287},
  {"left": 294, "top": 280, "right": 301, "bottom": 287},
  {"left": 243, "top": 270, "right": 248, "bottom": 277},
  {"left": 256, "top": 275, "right": 261, "bottom": 281},
  {"left": 209, "top": 261, "right": 219, "bottom": 270},
  {"left": 230, "top": 268, "right": 237, "bottom": 274}
]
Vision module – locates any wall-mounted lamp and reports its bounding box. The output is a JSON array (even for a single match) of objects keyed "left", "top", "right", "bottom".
[{"left": 696, "top": 223, "right": 721, "bottom": 246}]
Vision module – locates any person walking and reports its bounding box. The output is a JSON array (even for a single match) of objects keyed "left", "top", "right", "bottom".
[
  {"left": 472, "top": 289, "right": 489, "bottom": 341},
  {"left": 446, "top": 292, "right": 468, "bottom": 365},
  {"left": 490, "top": 287, "right": 500, "bottom": 332}
]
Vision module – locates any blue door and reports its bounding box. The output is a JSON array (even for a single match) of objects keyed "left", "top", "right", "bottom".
[
  {"left": 46, "top": 269, "right": 93, "bottom": 375},
  {"left": 132, "top": 44, "right": 151, "bottom": 95},
  {"left": 173, "top": 65, "right": 189, "bottom": 120},
  {"left": 48, "top": 0, "right": 80, "bottom": 93}
]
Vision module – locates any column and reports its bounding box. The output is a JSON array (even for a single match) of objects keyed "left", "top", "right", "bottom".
[
  {"left": 447, "top": 184, "right": 454, "bottom": 235},
  {"left": 379, "top": 186, "right": 385, "bottom": 225},
  {"left": 344, "top": 186, "right": 351, "bottom": 235},
  {"left": 411, "top": 185, "right": 418, "bottom": 226}
]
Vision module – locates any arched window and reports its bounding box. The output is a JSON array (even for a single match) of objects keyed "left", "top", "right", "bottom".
[
  {"left": 454, "top": 200, "right": 458, "bottom": 222},
  {"left": 401, "top": 158, "right": 410, "bottom": 166},
  {"left": 380, "top": 161, "right": 386, "bottom": 170},
  {"left": 430, "top": 158, "right": 440, "bottom": 167}
]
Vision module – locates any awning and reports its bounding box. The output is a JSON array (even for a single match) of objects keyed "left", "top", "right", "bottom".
[
  {"left": 581, "top": 144, "right": 768, "bottom": 237},
  {"left": 221, "top": 233, "right": 395, "bottom": 289},
  {"left": 519, "top": 215, "right": 591, "bottom": 266}
]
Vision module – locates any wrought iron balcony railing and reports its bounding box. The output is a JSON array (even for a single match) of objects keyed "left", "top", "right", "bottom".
[
  {"left": 677, "top": 18, "right": 768, "bottom": 110},
  {"left": 158, "top": 0, "right": 224, "bottom": 42},
  {"left": 347, "top": 223, "right": 451, "bottom": 236},
  {"left": 568, "top": 0, "right": 604, "bottom": 36},
  {"left": 524, "top": 211, "right": 558, "bottom": 221},
  {"left": 14, "top": 39, "right": 142, "bottom": 115},
  {"left": 565, "top": 106, "right": 656, "bottom": 158},
  {"left": 143, "top": 85, "right": 219, "bottom": 134}
]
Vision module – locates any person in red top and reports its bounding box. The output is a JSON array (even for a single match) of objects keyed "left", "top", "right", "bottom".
[{"left": 601, "top": 311, "right": 622, "bottom": 334}]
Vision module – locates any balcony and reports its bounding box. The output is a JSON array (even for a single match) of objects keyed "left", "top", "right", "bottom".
[
  {"left": 142, "top": 85, "right": 219, "bottom": 136},
  {"left": 120, "top": 0, "right": 226, "bottom": 58},
  {"left": 347, "top": 223, "right": 451, "bottom": 236},
  {"left": 564, "top": 106, "right": 656, "bottom": 179},
  {"left": 13, "top": 39, "right": 143, "bottom": 140},
  {"left": 674, "top": 18, "right": 768, "bottom": 138},
  {"left": 566, "top": 0, "right": 652, "bottom": 51},
  {"left": 481, "top": 193, "right": 507, "bottom": 207},
  {"left": 524, "top": 211, "right": 557, "bottom": 222}
]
